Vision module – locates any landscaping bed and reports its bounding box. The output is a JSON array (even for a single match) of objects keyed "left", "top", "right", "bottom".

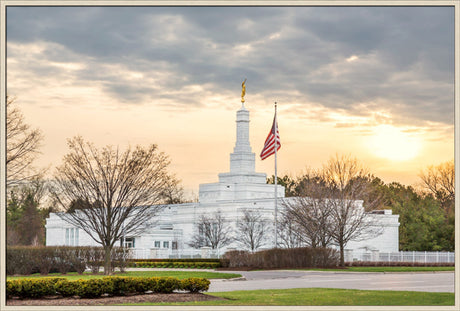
[
  {"left": 7, "top": 276, "right": 210, "bottom": 300},
  {"left": 7, "top": 292, "right": 224, "bottom": 306},
  {"left": 131, "top": 261, "right": 220, "bottom": 269}
]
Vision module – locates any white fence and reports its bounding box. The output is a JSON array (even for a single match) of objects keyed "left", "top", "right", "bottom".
[
  {"left": 347, "top": 250, "right": 455, "bottom": 264},
  {"left": 129, "top": 248, "right": 221, "bottom": 260},
  {"left": 129, "top": 248, "right": 454, "bottom": 264}
]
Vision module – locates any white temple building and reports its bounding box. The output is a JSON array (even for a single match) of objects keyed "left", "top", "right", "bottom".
[{"left": 46, "top": 99, "right": 400, "bottom": 261}]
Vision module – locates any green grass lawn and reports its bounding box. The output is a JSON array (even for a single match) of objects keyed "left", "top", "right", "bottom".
[
  {"left": 299, "top": 266, "right": 455, "bottom": 273},
  {"left": 7, "top": 270, "right": 242, "bottom": 281},
  {"left": 121, "top": 288, "right": 455, "bottom": 306}
]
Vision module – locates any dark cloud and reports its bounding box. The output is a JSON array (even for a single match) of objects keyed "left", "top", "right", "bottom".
[{"left": 6, "top": 6, "right": 454, "bottom": 126}]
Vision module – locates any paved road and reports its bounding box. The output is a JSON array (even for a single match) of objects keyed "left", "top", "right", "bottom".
[{"left": 209, "top": 270, "right": 455, "bottom": 293}]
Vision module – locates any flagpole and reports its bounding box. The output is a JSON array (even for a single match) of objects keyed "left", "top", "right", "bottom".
[{"left": 274, "top": 102, "right": 278, "bottom": 249}]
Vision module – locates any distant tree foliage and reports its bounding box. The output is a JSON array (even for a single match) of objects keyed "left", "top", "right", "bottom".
[
  {"left": 419, "top": 160, "right": 454, "bottom": 215},
  {"left": 51, "top": 136, "right": 179, "bottom": 274},
  {"left": 6, "top": 178, "right": 51, "bottom": 246},
  {"left": 270, "top": 157, "right": 454, "bottom": 253},
  {"left": 6, "top": 96, "right": 44, "bottom": 186},
  {"left": 381, "top": 182, "right": 454, "bottom": 251},
  {"left": 267, "top": 174, "right": 296, "bottom": 196}
]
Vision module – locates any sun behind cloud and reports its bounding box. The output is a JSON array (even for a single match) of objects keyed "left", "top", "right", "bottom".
[{"left": 369, "top": 125, "right": 422, "bottom": 161}]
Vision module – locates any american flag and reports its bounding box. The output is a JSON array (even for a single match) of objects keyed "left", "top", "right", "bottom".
[{"left": 260, "top": 114, "right": 281, "bottom": 160}]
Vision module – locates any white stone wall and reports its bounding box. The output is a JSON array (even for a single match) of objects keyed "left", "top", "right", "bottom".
[
  {"left": 46, "top": 198, "right": 399, "bottom": 256},
  {"left": 345, "top": 213, "right": 400, "bottom": 253},
  {"left": 44, "top": 103, "right": 400, "bottom": 257},
  {"left": 45, "top": 213, "right": 99, "bottom": 247}
]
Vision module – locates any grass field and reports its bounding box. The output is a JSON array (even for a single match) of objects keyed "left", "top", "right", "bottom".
[
  {"left": 6, "top": 270, "right": 242, "bottom": 281},
  {"left": 7, "top": 269, "right": 454, "bottom": 306},
  {"left": 7, "top": 266, "right": 453, "bottom": 280},
  {"left": 300, "top": 266, "right": 455, "bottom": 273},
  {"left": 121, "top": 288, "right": 455, "bottom": 306}
]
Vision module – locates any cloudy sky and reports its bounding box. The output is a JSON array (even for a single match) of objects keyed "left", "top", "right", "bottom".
[{"left": 6, "top": 5, "right": 455, "bottom": 196}]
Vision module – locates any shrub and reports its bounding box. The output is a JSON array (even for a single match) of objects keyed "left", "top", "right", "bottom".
[
  {"left": 181, "top": 278, "right": 210, "bottom": 292},
  {"left": 7, "top": 246, "right": 109, "bottom": 276},
  {"left": 7, "top": 278, "right": 64, "bottom": 299},
  {"left": 133, "top": 277, "right": 151, "bottom": 293},
  {"left": 155, "top": 277, "right": 181, "bottom": 293},
  {"left": 223, "top": 247, "right": 340, "bottom": 269},
  {"left": 6, "top": 280, "right": 20, "bottom": 299},
  {"left": 144, "top": 277, "right": 160, "bottom": 292},
  {"left": 111, "top": 247, "right": 132, "bottom": 273},
  {"left": 75, "top": 278, "right": 113, "bottom": 298},
  {"left": 222, "top": 250, "right": 251, "bottom": 268},
  {"left": 53, "top": 247, "right": 74, "bottom": 274},
  {"left": 55, "top": 279, "right": 80, "bottom": 297},
  {"left": 6, "top": 246, "right": 35, "bottom": 275},
  {"left": 6, "top": 276, "right": 208, "bottom": 299},
  {"left": 84, "top": 247, "right": 105, "bottom": 274},
  {"left": 103, "top": 276, "right": 139, "bottom": 296},
  {"left": 219, "top": 258, "right": 230, "bottom": 268},
  {"left": 70, "top": 247, "right": 88, "bottom": 274},
  {"left": 131, "top": 261, "right": 220, "bottom": 269},
  {"left": 36, "top": 247, "right": 56, "bottom": 275}
]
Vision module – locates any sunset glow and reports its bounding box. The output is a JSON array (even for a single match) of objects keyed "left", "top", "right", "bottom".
[
  {"left": 369, "top": 125, "right": 422, "bottom": 161},
  {"left": 4, "top": 6, "right": 454, "bottom": 196}
]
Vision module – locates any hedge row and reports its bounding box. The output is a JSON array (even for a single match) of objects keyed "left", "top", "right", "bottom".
[
  {"left": 131, "top": 261, "right": 221, "bottom": 269},
  {"left": 6, "top": 276, "right": 210, "bottom": 299},
  {"left": 7, "top": 246, "right": 131, "bottom": 275},
  {"left": 222, "top": 247, "right": 340, "bottom": 269}
]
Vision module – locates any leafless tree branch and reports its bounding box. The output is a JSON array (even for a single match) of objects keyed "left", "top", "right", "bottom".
[
  {"left": 6, "top": 96, "right": 44, "bottom": 186},
  {"left": 188, "top": 211, "right": 233, "bottom": 250},
  {"left": 236, "top": 209, "right": 270, "bottom": 252},
  {"left": 419, "top": 159, "right": 455, "bottom": 214},
  {"left": 51, "top": 136, "right": 177, "bottom": 274},
  {"left": 281, "top": 154, "right": 384, "bottom": 266}
]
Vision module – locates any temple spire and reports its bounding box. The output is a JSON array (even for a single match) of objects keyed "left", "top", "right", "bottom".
[
  {"left": 241, "top": 78, "right": 247, "bottom": 107},
  {"left": 199, "top": 82, "right": 285, "bottom": 202},
  {"left": 230, "top": 80, "right": 255, "bottom": 173}
]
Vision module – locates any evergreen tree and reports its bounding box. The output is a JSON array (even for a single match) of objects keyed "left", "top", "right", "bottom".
[{"left": 384, "top": 182, "right": 454, "bottom": 251}]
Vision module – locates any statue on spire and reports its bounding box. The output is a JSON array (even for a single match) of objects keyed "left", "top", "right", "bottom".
[{"left": 241, "top": 78, "right": 247, "bottom": 103}]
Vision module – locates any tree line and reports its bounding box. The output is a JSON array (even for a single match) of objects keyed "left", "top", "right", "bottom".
[
  {"left": 6, "top": 97, "right": 455, "bottom": 273},
  {"left": 268, "top": 158, "right": 455, "bottom": 254}
]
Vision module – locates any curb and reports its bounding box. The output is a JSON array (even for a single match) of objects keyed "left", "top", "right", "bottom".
[{"left": 222, "top": 277, "right": 247, "bottom": 281}]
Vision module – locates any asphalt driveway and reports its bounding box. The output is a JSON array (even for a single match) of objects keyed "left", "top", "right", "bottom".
[{"left": 209, "top": 270, "right": 455, "bottom": 293}]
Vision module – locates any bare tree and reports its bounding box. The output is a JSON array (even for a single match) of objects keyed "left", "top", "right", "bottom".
[
  {"left": 283, "top": 189, "right": 333, "bottom": 247},
  {"left": 159, "top": 177, "right": 185, "bottom": 204},
  {"left": 282, "top": 171, "right": 334, "bottom": 248},
  {"left": 7, "top": 177, "right": 48, "bottom": 209},
  {"left": 277, "top": 210, "right": 304, "bottom": 249},
  {"left": 6, "top": 96, "right": 44, "bottom": 186},
  {"left": 51, "top": 136, "right": 178, "bottom": 274},
  {"left": 419, "top": 160, "right": 455, "bottom": 215},
  {"left": 321, "top": 154, "right": 383, "bottom": 266},
  {"left": 188, "top": 211, "right": 233, "bottom": 250},
  {"left": 236, "top": 209, "right": 270, "bottom": 252}
]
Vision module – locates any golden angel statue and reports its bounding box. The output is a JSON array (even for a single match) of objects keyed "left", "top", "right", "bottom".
[{"left": 241, "top": 78, "right": 247, "bottom": 103}]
